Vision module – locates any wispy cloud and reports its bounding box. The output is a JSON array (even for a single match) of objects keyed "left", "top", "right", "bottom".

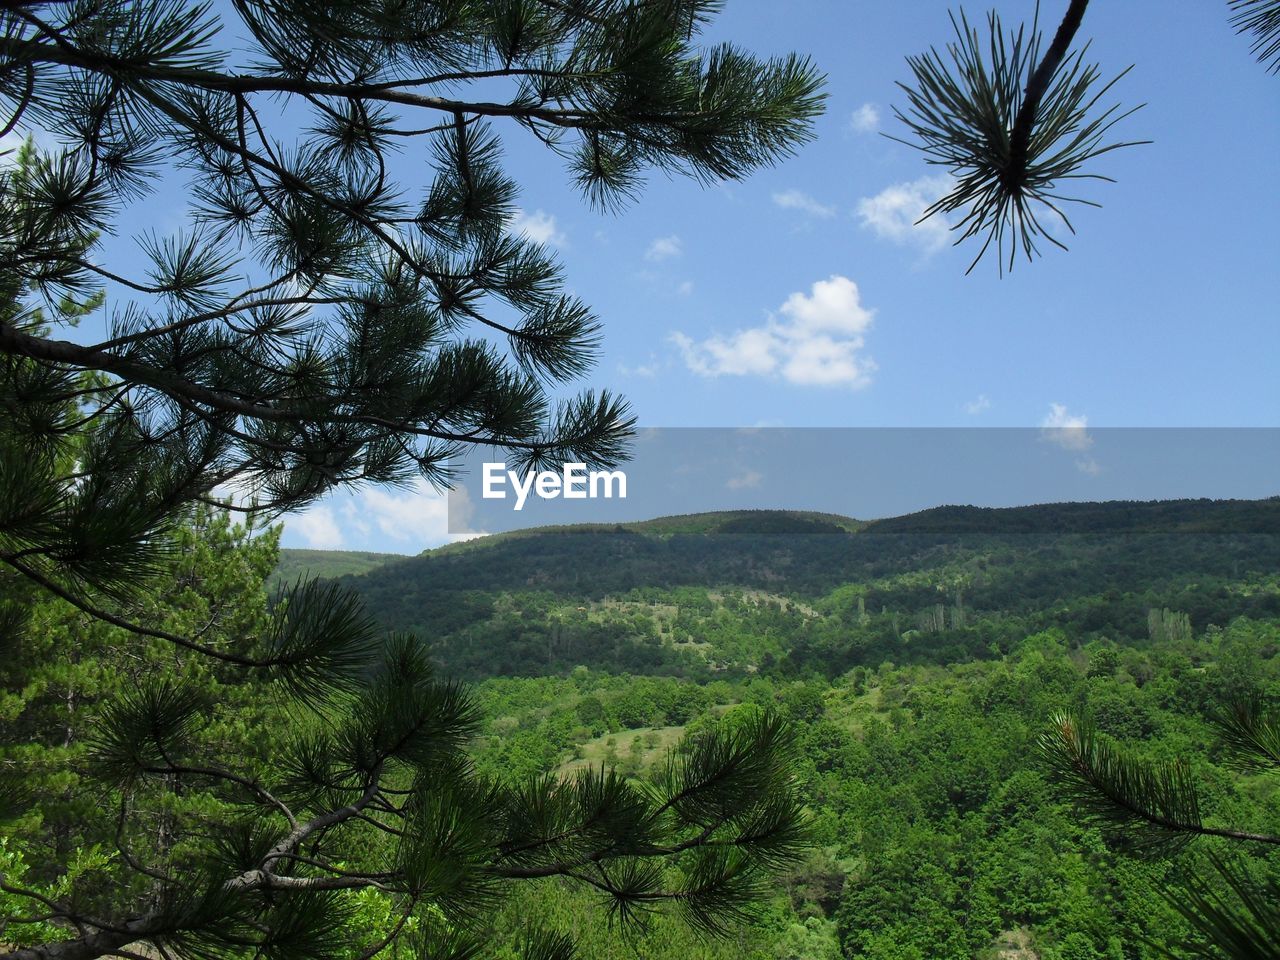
[
  {"left": 287, "top": 482, "right": 486, "bottom": 551},
  {"left": 671, "top": 275, "right": 877, "bottom": 389},
  {"left": 618, "top": 356, "right": 661, "bottom": 378},
  {"left": 726, "top": 469, "right": 763, "bottom": 490},
  {"left": 850, "top": 102, "right": 880, "bottom": 134},
  {"left": 645, "top": 235, "right": 683, "bottom": 262},
  {"left": 857, "top": 174, "right": 952, "bottom": 253},
  {"left": 772, "top": 189, "right": 836, "bottom": 219},
  {"left": 508, "top": 208, "right": 567, "bottom": 247},
  {"left": 964, "top": 394, "right": 992, "bottom": 415}
]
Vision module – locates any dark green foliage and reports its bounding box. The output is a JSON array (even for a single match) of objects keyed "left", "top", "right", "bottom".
[
  {"left": 891, "top": 4, "right": 1146, "bottom": 273},
  {"left": 0, "top": 0, "right": 825, "bottom": 529},
  {"left": 358, "top": 505, "right": 1280, "bottom": 958},
  {"left": 0, "top": 0, "right": 825, "bottom": 632},
  {"left": 88, "top": 677, "right": 207, "bottom": 787},
  {"left": 463, "top": 612, "right": 1280, "bottom": 959},
  {"left": 0, "top": 513, "right": 814, "bottom": 960},
  {"left": 1217, "top": 697, "right": 1280, "bottom": 772},
  {"left": 327, "top": 502, "right": 1280, "bottom": 680},
  {"left": 1043, "top": 661, "right": 1280, "bottom": 957},
  {"left": 0, "top": 5, "right": 826, "bottom": 958},
  {"left": 1040, "top": 710, "right": 1203, "bottom": 855},
  {"left": 1172, "top": 853, "right": 1280, "bottom": 959}
]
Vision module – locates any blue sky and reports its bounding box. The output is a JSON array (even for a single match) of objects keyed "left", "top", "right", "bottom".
[
  {"left": 285, "top": 1, "right": 1280, "bottom": 552},
  {"left": 16, "top": 1, "right": 1276, "bottom": 551}
]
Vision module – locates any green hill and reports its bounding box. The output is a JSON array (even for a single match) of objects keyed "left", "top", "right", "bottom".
[
  {"left": 267, "top": 498, "right": 1280, "bottom": 958},
  {"left": 320, "top": 498, "right": 1279, "bottom": 678},
  {"left": 268, "top": 547, "right": 404, "bottom": 592}
]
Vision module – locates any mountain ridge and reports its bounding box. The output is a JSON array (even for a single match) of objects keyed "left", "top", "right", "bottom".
[{"left": 283, "top": 497, "right": 1280, "bottom": 680}]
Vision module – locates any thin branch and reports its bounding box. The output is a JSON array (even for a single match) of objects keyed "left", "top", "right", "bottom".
[{"left": 1006, "top": 0, "right": 1090, "bottom": 189}]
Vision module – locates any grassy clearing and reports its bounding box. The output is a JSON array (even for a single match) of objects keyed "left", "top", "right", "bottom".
[{"left": 559, "top": 725, "right": 687, "bottom": 777}]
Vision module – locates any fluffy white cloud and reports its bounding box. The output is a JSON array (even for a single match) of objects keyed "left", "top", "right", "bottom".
[
  {"left": 361, "top": 479, "right": 484, "bottom": 545},
  {"left": 508, "top": 208, "right": 566, "bottom": 246},
  {"left": 1040, "top": 403, "right": 1102, "bottom": 474},
  {"left": 1040, "top": 402, "right": 1093, "bottom": 451},
  {"left": 289, "top": 506, "right": 345, "bottom": 549},
  {"left": 671, "top": 275, "right": 876, "bottom": 389},
  {"left": 857, "top": 174, "right": 952, "bottom": 253},
  {"left": 964, "top": 394, "right": 992, "bottom": 415},
  {"left": 772, "top": 189, "right": 835, "bottom": 218},
  {"left": 850, "top": 102, "right": 880, "bottom": 134},
  {"left": 287, "top": 482, "right": 486, "bottom": 552},
  {"left": 645, "top": 235, "right": 683, "bottom": 261}
]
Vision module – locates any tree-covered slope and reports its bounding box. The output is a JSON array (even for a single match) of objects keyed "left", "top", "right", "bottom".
[
  {"left": 306, "top": 499, "right": 1280, "bottom": 679},
  {"left": 268, "top": 548, "right": 404, "bottom": 592}
]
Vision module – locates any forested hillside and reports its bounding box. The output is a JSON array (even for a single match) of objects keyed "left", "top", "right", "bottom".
[
  {"left": 265, "top": 498, "right": 1280, "bottom": 959},
  {"left": 336, "top": 500, "right": 1280, "bottom": 679},
  {"left": 268, "top": 548, "right": 403, "bottom": 592}
]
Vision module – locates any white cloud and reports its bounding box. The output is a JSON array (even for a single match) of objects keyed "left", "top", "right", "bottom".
[
  {"left": 341, "top": 500, "right": 371, "bottom": 537},
  {"left": 677, "top": 280, "right": 694, "bottom": 296},
  {"left": 772, "top": 189, "right": 836, "bottom": 219},
  {"left": 726, "top": 470, "right": 763, "bottom": 490},
  {"left": 508, "top": 208, "right": 567, "bottom": 247},
  {"left": 360, "top": 479, "right": 484, "bottom": 546},
  {"left": 289, "top": 506, "right": 345, "bottom": 549},
  {"left": 209, "top": 473, "right": 259, "bottom": 507},
  {"left": 964, "top": 394, "right": 992, "bottom": 415},
  {"left": 618, "top": 356, "right": 660, "bottom": 378},
  {"left": 1040, "top": 402, "right": 1093, "bottom": 452},
  {"left": 850, "top": 102, "right": 880, "bottom": 134},
  {"left": 1040, "top": 403, "right": 1102, "bottom": 474},
  {"left": 645, "top": 235, "right": 683, "bottom": 262},
  {"left": 1076, "top": 457, "right": 1103, "bottom": 476},
  {"left": 671, "top": 275, "right": 876, "bottom": 389},
  {"left": 857, "top": 174, "right": 953, "bottom": 253}
]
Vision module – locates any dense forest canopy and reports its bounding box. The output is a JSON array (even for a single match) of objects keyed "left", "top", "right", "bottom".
[
  {"left": 329, "top": 500, "right": 1280, "bottom": 679},
  {"left": 289, "top": 499, "right": 1280, "bottom": 958}
]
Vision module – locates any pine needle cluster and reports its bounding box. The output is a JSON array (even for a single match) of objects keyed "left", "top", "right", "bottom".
[{"left": 890, "top": 1, "right": 1146, "bottom": 274}]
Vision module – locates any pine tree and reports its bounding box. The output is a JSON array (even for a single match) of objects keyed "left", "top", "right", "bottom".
[
  {"left": 1040, "top": 703, "right": 1280, "bottom": 957},
  {"left": 0, "top": 3, "right": 823, "bottom": 957}
]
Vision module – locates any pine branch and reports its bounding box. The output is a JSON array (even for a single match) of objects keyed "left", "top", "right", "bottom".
[
  {"left": 1040, "top": 710, "right": 1280, "bottom": 853},
  {"left": 1229, "top": 0, "right": 1280, "bottom": 73},
  {"left": 1006, "top": 0, "right": 1090, "bottom": 190},
  {"left": 1216, "top": 697, "right": 1280, "bottom": 772},
  {"left": 892, "top": 4, "right": 1147, "bottom": 273},
  {"left": 1166, "top": 851, "right": 1280, "bottom": 959}
]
